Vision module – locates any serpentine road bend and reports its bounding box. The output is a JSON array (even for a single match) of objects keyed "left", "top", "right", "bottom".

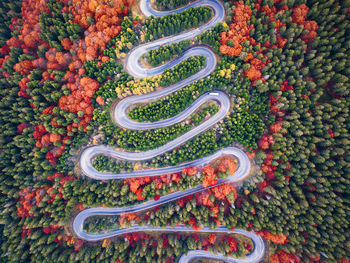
[{"left": 73, "top": 0, "right": 266, "bottom": 262}]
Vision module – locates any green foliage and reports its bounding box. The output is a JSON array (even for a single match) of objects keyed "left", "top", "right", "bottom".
[
  {"left": 1, "top": 0, "right": 349, "bottom": 262},
  {"left": 197, "top": 23, "right": 224, "bottom": 53},
  {"left": 83, "top": 60, "right": 123, "bottom": 84},
  {"left": 94, "top": 103, "right": 218, "bottom": 151},
  {"left": 155, "top": 0, "right": 191, "bottom": 11},
  {"left": 145, "top": 40, "right": 191, "bottom": 67},
  {"left": 39, "top": 0, "right": 82, "bottom": 51},
  {"left": 128, "top": 56, "right": 207, "bottom": 122},
  {"left": 143, "top": 6, "right": 212, "bottom": 41},
  {"left": 0, "top": 1, "right": 21, "bottom": 47}
]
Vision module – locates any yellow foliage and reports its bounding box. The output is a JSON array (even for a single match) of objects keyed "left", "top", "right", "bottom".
[
  {"left": 126, "top": 42, "right": 133, "bottom": 50},
  {"left": 116, "top": 75, "right": 162, "bottom": 98},
  {"left": 102, "top": 239, "right": 111, "bottom": 248}
]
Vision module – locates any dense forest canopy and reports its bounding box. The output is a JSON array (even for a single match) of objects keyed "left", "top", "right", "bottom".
[{"left": 0, "top": 0, "right": 349, "bottom": 262}]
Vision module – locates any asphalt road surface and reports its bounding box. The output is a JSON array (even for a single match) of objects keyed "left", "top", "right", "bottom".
[{"left": 73, "top": 0, "right": 265, "bottom": 261}]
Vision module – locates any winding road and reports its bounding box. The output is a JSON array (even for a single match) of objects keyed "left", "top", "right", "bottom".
[{"left": 73, "top": 0, "right": 265, "bottom": 262}]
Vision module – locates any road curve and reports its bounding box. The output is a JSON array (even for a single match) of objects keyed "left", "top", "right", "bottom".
[{"left": 73, "top": 0, "right": 265, "bottom": 262}]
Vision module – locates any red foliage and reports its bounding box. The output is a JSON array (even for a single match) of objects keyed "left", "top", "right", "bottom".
[
  {"left": 280, "top": 80, "right": 294, "bottom": 91},
  {"left": 187, "top": 216, "right": 202, "bottom": 230},
  {"left": 176, "top": 197, "right": 185, "bottom": 207},
  {"left": 328, "top": 128, "right": 334, "bottom": 138},
  {"left": 208, "top": 233, "right": 216, "bottom": 245},
  {"left": 74, "top": 239, "right": 83, "bottom": 252},
  {"left": 21, "top": 227, "right": 32, "bottom": 238},
  {"left": 257, "top": 181, "right": 270, "bottom": 192},
  {"left": 43, "top": 224, "right": 60, "bottom": 234},
  {"left": 17, "top": 123, "right": 27, "bottom": 133},
  {"left": 0, "top": 44, "right": 10, "bottom": 55},
  {"left": 226, "top": 235, "right": 238, "bottom": 252}
]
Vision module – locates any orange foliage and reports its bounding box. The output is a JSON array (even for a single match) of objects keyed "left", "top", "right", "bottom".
[
  {"left": 17, "top": 187, "right": 48, "bottom": 218},
  {"left": 245, "top": 56, "right": 268, "bottom": 81},
  {"left": 217, "top": 157, "right": 237, "bottom": 175},
  {"left": 219, "top": 45, "right": 242, "bottom": 57},
  {"left": 258, "top": 134, "right": 274, "bottom": 150},
  {"left": 195, "top": 190, "right": 213, "bottom": 207},
  {"left": 45, "top": 48, "right": 73, "bottom": 70},
  {"left": 211, "top": 183, "right": 237, "bottom": 203},
  {"left": 49, "top": 133, "right": 61, "bottom": 143},
  {"left": 128, "top": 178, "right": 141, "bottom": 193},
  {"left": 58, "top": 76, "right": 99, "bottom": 131},
  {"left": 13, "top": 60, "right": 34, "bottom": 75},
  {"left": 210, "top": 205, "right": 219, "bottom": 218},
  {"left": 101, "top": 56, "right": 110, "bottom": 63},
  {"left": 183, "top": 166, "right": 198, "bottom": 176},
  {"left": 1, "top": 0, "right": 132, "bottom": 158},
  {"left": 13, "top": 0, "right": 48, "bottom": 53},
  {"left": 69, "top": 0, "right": 134, "bottom": 62},
  {"left": 219, "top": 1, "right": 269, "bottom": 82},
  {"left": 61, "top": 38, "right": 73, "bottom": 50},
  {"left": 9, "top": 0, "right": 132, "bottom": 154},
  {"left": 124, "top": 176, "right": 151, "bottom": 193},
  {"left": 226, "top": 236, "right": 238, "bottom": 252},
  {"left": 208, "top": 233, "right": 216, "bottom": 245},
  {"left": 257, "top": 230, "right": 288, "bottom": 244},
  {"left": 188, "top": 216, "right": 202, "bottom": 231},
  {"left": 32, "top": 57, "right": 47, "bottom": 69},
  {"left": 119, "top": 212, "right": 138, "bottom": 226},
  {"left": 270, "top": 254, "right": 280, "bottom": 263},
  {"left": 201, "top": 165, "right": 217, "bottom": 187},
  {"left": 270, "top": 122, "right": 282, "bottom": 133},
  {"left": 244, "top": 64, "right": 261, "bottom": 81},
  {"left": 220, "top": 1, "right": 252, "bottom": 57},
  {"left": 270, "top": 250, "right": 299, "bottom": 263},
  {"left": 292, "top": 4, "right": 318, "bottom": 43},
  {"left": 171, "top": 173, "right": 181, "bottom": 183}
]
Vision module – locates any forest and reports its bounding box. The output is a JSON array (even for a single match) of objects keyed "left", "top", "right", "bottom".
[{"left": 0, "top": 0, "right": 349, "bottom": 262}]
